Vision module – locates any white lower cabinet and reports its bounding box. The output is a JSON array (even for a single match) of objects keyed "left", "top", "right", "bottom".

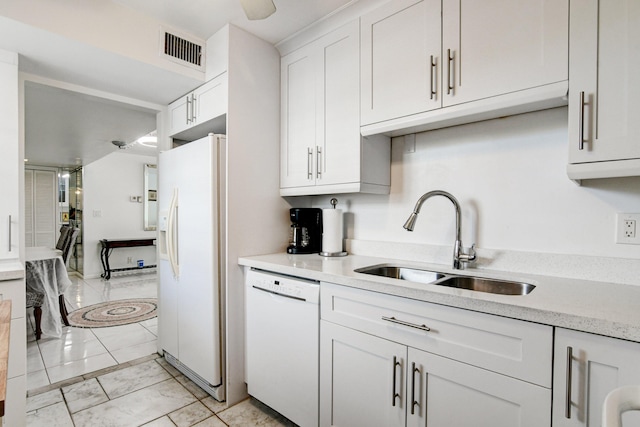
[
  {"left": 552, "top": 328, "right": 640, "bottom": 426},
  {"left": 320, "top": 282, "right": 552, "bottom": 427},
  {"left": 320, "top": 321, "right": 549, "bottom": 427},
  {"left": 320, "top": 321, "right": 405, "bottom": 427}
]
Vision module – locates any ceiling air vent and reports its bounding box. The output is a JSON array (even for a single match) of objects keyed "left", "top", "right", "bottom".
[{"left": 160, "top": 28, "right": 205, "bottom": 71}]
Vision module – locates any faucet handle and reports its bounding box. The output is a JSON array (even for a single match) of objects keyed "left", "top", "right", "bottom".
[{"left": 460, "top": 243, "right": 477, "bottom": 265}]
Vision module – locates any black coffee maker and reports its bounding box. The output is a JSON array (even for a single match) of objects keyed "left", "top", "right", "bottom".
[{"left": 287, "top": 208, "right": 323, "bottom": 254}]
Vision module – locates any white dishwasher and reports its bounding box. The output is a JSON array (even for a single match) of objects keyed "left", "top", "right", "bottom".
[{"left": 245, "top": 269, "right": 320, "bottom": 427}]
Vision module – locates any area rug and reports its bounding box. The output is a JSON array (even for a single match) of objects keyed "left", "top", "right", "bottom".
[{"left": 68, "top": 298, "right": 158, "bottom": 328}]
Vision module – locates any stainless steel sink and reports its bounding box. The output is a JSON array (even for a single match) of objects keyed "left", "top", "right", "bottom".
[
  {"left": 438, "top": 276, "right": 535, "bottom": 295},
  {"left": 354, "top": 265, "right": 445, "bottom": 285},
  {"left": 355, "top": 264, "right": 535, "bottom": 295}
]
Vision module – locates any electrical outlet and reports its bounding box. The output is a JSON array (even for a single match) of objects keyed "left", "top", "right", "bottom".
[
  {"left": 127, "top": 256, "right": 133, "bottom": 264},
  {"left": 616, "top": 213, "right": 640, "bottom": 244}
]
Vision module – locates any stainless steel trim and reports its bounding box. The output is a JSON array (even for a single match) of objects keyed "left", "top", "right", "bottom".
[
  {"left": 307, "top": 148, "right": 313, "bottom": 179},
  {"left": 411, "top": 362, "right": 420, "bottom": 415},
  {"left": 579, "top": 91, "right": 586, "bottom": 150},
  {"left": 316, "top": 146, "right": 322, "bottom": 179},
  {"left": 186, "top": 96, "right": 192, "bottom": 124},
  {"left": 447, "top": 49, "right": 454, "bottom": 95},
  {"left": 565, "top": 346, "right": 573, "bottom": 418},
  {"left": 191, "top": 94, "right": 197, "bottom": 122},
  {"left": 392, "top": 356, "right": 401, "bottom": 407},
  {"left": 382, "top": 316, "right": 430, "bottom": 332},
  {"left": 430, "top": 55, "right": 437, "bottom": 100}
]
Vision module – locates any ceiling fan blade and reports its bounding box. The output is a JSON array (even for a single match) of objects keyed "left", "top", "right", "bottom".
[{"left": 239, "top": 0, "right": 276, "bottom": 20}]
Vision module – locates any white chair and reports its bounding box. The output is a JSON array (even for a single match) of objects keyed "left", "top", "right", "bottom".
[{"left": 602, "top": 386, "right": 640, "bottom": 427}]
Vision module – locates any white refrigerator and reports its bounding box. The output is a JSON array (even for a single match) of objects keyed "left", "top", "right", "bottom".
[{"left": 158, "top": 133, "right": 225, "bottom": 401}]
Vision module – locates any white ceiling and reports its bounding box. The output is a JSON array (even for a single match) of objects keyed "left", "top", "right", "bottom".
[{"left": 2, "top": 0, "right": 356, "bottom": 168}]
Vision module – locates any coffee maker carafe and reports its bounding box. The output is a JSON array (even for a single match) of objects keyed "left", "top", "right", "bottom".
[{"left": 287, "top": 208, "right": 322, "bottom": 254}]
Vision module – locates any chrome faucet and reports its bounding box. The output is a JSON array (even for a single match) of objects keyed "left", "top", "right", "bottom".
[{"left": 403, "top": 190, "right": 476, "bottom": 270}]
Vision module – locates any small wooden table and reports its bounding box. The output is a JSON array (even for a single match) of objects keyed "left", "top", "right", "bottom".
[{"left": 99, "top": 238, "right": 156, "bottom": 280}]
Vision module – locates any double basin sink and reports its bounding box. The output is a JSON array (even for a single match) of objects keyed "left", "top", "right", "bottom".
[{"left": 354, "top": 264, "right": 535, "bottom": 295}]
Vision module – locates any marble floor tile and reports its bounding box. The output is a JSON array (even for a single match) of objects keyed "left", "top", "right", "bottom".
[
  {"left": 175, "top": 373, "right": 210, "bottom": 400},
  {"left": 98, "top": 359, "right": 171, "bottom": 399},
  {"left": 39, "top": 337, "right": 109, "bottom": 368},
  {"left": 168, "top": 401, "right": 214, "bottom": 427},
  {"left": 62, "top": 378, "right": 109, "bottom": 413},
  {"left": 26, "top": 401, "right": 74, "bottom": 427},
  {"left": 110, "top": 339, "right": 158, "bottom": 364},
  {"left": 27, "top": 340, "right": 45, "bottom": 372},
  {"left": 46, "top": 352, "right": 118, "bottom": 384},
  {"left": 155, "top": 356, "right": 181, "bottom": 377},
  {"left": 217, "top": 398, "right": 296, "bottom": 427},
  {"left": 27, "top": 369, "right": 51, "bottom": 390},
  {"left": 142, "top": 416, "right": 180, "bottom": 427},
  {"left": 26, "top": 388, "right": 63, "bottom": 412},
  {"left": 201, "top": 395, "right": 228, "bottom": 414},
  {"left": 192, "top": 416, "right": 228, "bottom": 427},
  {"left": 71, "top": 378, "right": 197, "bottom": 427},
  {"left": 93, "top": 323, "right": 156, "bottom": 352}
]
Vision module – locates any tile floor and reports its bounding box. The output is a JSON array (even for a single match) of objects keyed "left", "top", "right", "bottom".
[{"left": 26, "top": 272, "right": 294, "bottom": 426}]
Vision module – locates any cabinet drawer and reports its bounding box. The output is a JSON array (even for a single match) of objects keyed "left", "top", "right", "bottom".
[{"left": 321, "top": 282, "right": 552, "bottom": 387}]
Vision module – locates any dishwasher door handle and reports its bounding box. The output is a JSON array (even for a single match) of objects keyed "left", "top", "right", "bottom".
[{"left": 251, "top": 285, "right": 306, "bottom": 302}]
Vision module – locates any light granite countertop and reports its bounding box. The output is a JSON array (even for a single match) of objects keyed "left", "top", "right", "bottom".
[{"left": 238, "top": 252, "right": 640, "bottom": 343}]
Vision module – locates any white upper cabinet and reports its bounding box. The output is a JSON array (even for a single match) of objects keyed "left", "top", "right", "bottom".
[
  {"left": 361, "top": 0, "right": 568, "bottom": 136},
  {"left": 567, "top": 0, "right": 640, "bottom": 180},
  {"left": 168, "top": 72, "right": 228, "bottom": 137},
  {"left": 0, "top": 51, "right": 19, "bottom": 260},
  {"left": 360, "top": 0, "right": 441, "bottom": 125},
  {"left": 280, "top": 20, "right": 390, "bottom": 196}
]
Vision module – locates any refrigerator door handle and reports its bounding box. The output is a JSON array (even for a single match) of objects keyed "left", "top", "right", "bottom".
[{"left": 167, "top": 188, "right": 180, "bottom": 277}]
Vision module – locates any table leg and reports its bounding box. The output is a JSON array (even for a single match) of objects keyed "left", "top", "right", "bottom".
[
  {"left": 100, "top": 245, "right": 112, "bottom": 280},
  {"left": 59, "top": 295, "right": 70, "bottom": 326}
]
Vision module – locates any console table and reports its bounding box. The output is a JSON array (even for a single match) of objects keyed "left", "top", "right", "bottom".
[{"left": 99, "top": 238, "right": 156, "bottom": 280}]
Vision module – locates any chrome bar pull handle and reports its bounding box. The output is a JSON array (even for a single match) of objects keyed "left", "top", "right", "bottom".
[
  {"left": 565, "top": 346, "right": 573, "bottom": 418},
  {"left": 186, "top": 96, "right": 192, "bottom": 124},
  {"left": 579, "top": 91, "right": 586, "bottom": 150},
  {"left": 307, "top": 148, "right": 313, "bottom": 180},
  {"left": 316, "top": 146, "right": 322, "bottom": 179},
  {"left": 430, "top": 55, "right": 437, "bottom": 100},
  {"left": 411, "top": 362, "right": 420, "bottom": 415},
  {"left": 392, "top": 356, "right": 401, "bottom": 407},
  {"left": 191, "top": 94, "right": 197, "bottom": 122},
  {"left": 7, "top": 215, "right": 11, "bottom": 252},
  {"left": 446, "top": 49, "right": 455, "bottom": 95},
  {"left": 382, "top": 316, "right": 431, "bottom": 332}
]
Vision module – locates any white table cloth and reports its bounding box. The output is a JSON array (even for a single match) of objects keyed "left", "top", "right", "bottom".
[{"left": 26, "top": 247, "right": 71, "bottom": 337}]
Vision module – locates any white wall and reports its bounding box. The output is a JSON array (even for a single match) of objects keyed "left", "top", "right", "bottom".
[
  {"left": 312, "top": 107, "right": 640, "bottom": 261},
  {"left": 83, "top": 151, "right": 157, "bottom": 278}
]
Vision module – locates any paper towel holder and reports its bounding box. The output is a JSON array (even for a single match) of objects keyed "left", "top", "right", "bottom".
[{"left": 320, "top": 198, "right": 348, "bottom": 257}]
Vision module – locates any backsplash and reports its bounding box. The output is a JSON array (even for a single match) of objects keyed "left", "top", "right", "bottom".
[{"left": 313, "top": 107, "right": 640, "bottom": 269}]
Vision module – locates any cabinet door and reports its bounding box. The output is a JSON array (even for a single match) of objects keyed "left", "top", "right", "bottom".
[
  {"left": 553, "top": 328, "right": 640, "bottom": 426},
  {"left": 568, "top": 0, "right": 640, "bottom": 164},
  {"left": 361, "top": 0, "right": 441, "bottom": 125},
  {"left": 280, "top": 45, "right": 319, "bottom": 189},
  {"left": 168, "top": 94, "right": 191, "bottom": 136},
  {"left": 320, "top": 321, "right": 405, "bottom": 427},
  {"left": 318, "top": 21, "right": 360, "bottom": 187},
  {"left": 0, "top": 54, "right": 19, "bottom": 260},
  {"left": 194, "top": 72, "right": 227, "bottom": 125},
  {"left": 408, "top": 348, "right": 550, "bottom": 427},
  {"left": 441, "top": 0, "right": 568, "bottom": 107}
]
